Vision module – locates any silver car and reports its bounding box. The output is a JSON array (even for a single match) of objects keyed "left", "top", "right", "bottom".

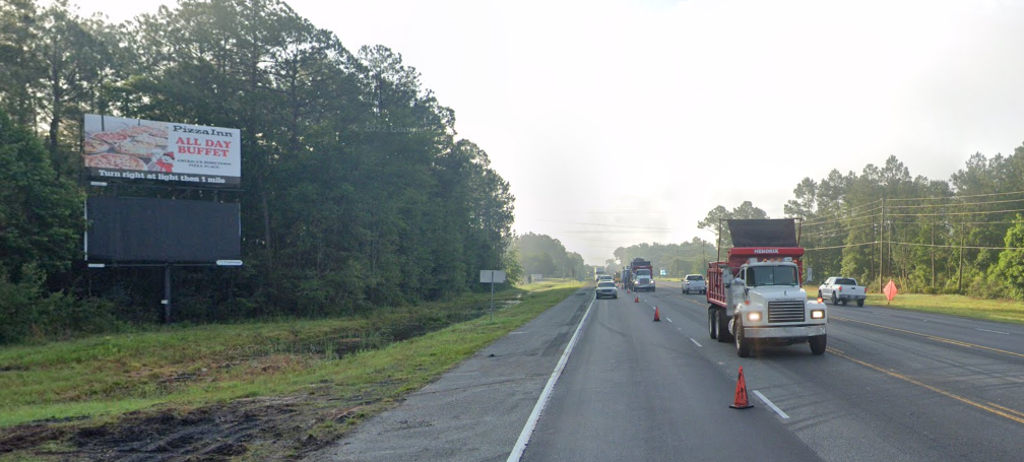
[{"left": 595, "top": 281, "right": 618, "bottom": 299}]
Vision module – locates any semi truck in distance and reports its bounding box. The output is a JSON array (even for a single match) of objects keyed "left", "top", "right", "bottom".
[
  {"left": 626, "top": 258, "right": 654, "bottom": 292},
  {"left": 707, "top": 219, "right": 827, "bottom": 357}
]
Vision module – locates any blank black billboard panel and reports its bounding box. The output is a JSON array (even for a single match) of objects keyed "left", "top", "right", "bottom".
[
  {"left": 87, "top": 197, "right": 240, "bottom": 262},
  {"left": 727, "top": 219, "right": 798, "bottom": 247}
]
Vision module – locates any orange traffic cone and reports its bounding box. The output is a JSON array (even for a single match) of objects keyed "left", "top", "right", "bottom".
[
  {"left": 634, "top": 295, "right": 639, "bottom": 303},
  {"left": 653, "top": 306, "right": 661, "bottom": 322},
  {"left": 729, "top": 366, "right": 754, "bottom": 409}
]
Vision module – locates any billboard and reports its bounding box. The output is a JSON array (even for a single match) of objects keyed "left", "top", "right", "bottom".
[
  {"left": 83, "top": 114, "right": 241, "bottom": 187},
  {"left": 86, "top": 197, "right": 241, "bottom": 263}
]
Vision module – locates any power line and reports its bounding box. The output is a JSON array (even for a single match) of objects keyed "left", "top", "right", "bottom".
[
  {"left": 804, "top": 241, "right": 878, "bottom": 251},
  {"left": 888, "top": 197, "right": 1024, "bottom": 209},
  {"left": 804, "top": 240, "right": 1024, "bottom": 252},
  {"left": 801, "top": 206, "right": 884, "bottom": 227},
  {"left": 887, "top": 189, "right": 1024, "bottom": 202},
  {"left": 888, "top": 241, "right": 1024, "bottom": 251},
  {"left": 534, "top": 219, "right": 675, "bottom": 231},
  {"left": 887, "top": 208, "right": 1024, "bottom": 218}
]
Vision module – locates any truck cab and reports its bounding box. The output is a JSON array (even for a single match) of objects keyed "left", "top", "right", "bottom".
[
  {"left": 706, "top": 219, "right": 828, "bottom": 357},
  {"left": 713, "top": 258, "right": 827, "bottom": 357}
]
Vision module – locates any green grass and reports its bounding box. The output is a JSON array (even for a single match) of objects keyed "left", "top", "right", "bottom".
[
  {"left": 803, "top": 285, "right": 1024, "bottom": 325},
  {"left": 0, "top": 282, "right": 580, "bottom": 429}
]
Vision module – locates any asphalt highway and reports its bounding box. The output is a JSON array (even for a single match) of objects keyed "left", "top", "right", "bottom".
[{"left": 313, "top": 282, "right": 1024, "bottom": 462}]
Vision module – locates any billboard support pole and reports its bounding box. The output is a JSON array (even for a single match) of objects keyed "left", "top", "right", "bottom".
[{"left": 163, "top": 264, "right": 172, "bottom": 324}]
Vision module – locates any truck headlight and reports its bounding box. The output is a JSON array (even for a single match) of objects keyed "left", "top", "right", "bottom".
[
  {"left": 747, "top": 312, "right": 762, "bottom": 322},
  {"left": 811, "top": 309, "right": 825, "bottom": 319}
]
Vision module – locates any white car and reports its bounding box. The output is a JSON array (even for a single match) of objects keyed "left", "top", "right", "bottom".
[
  {"left": 595, "top": 281, "right": 618, "bottom": 299},
  {"left": 682, "top": 274, "right": 706, "bottom": 295},
  {"left": 597, "top": 274, "right": 613, "bottom": 283}
]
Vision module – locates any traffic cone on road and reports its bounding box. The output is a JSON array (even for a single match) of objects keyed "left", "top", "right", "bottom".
[
  {"left": 634, "top": 295, "right": 639, "bottom": 303},
  {"left": 653, "top": 306, "right": 661, "bottom": 322},
  {"left": 729, "top": 366, "right": 754, "bottom": 409}
]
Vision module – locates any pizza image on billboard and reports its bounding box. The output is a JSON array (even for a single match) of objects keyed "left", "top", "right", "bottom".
[{"left": 83, "top": 114, "right": 241, "bottom": 186}]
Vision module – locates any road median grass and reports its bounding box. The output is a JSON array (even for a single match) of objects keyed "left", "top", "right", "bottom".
[
  {"left": 0, "top": 282, "right": 582, "bottom": 461},
  {"left": 803, "top": 285, "right": 1024, "bottom": 325}
]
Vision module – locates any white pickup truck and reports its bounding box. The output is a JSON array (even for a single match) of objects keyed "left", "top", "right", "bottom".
[
  {"left": 682, "top": 274, "right": 706, "bottom": 294},
  {"left": 818, "top": 277, "right": 866, "bottom": 307}
]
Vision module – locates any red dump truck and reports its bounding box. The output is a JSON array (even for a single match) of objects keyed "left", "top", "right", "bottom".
[
  {"left": 627, "top": 258, "right": 654, "bottom": 292},
  {"left": 707, "top": 219, "right": 827, "bottom": 357}
]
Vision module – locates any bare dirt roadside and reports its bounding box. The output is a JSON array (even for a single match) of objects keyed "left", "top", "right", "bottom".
[{"left": 0, "top": 289, "right": 591, "bottom": 461}]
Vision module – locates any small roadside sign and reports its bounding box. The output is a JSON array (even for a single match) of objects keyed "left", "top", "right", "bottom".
[
  {"left": 481, "top": 270, "right": 507, "bottom": 321},
  {"left": 480, "top": 270, "right": 507, "bottom": 283}
]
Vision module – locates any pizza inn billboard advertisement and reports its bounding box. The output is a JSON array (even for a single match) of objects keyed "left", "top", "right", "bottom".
[{"left": 83, "top": 114, "right": 241, "bottom": 186}]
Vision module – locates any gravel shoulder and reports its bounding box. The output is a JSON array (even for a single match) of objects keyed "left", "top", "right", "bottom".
[{"left": 307, "top": 288, "right": 593, "bottom": 462}]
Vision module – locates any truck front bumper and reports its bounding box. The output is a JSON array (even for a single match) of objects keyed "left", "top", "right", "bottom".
[{"left": 744, "top": 324, "right": 826, "bottom": 339}]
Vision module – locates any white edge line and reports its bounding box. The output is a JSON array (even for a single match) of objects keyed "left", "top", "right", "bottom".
[
  {"left": 975, "top": 328, "right": 1010, "bottom": 335},
  {"left": 506, "top": 298, "right": 594, "bottom": 462},
  {"left": 689, "top": 338, "right": 702, "bottom": 348},
  {"left": 752, "top": 390, "right": 790, "bottom": 419},
  {"left": 666, "top": 318, "right": 673, "bottom": 323}
]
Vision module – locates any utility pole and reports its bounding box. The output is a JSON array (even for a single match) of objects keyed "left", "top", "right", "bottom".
[
  {"left": 931, "top": 223, "right": 936, "bottom": 288},
  {"left": 958, "top": 222, "right": 965, "bottom": 292},
  {"left": 878, "top": 197, "right": 885, "bottom": 294}
]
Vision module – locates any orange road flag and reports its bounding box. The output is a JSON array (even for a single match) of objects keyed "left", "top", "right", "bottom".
[{"left": 883, "top": 280, "right": 898, "bottom": 302}]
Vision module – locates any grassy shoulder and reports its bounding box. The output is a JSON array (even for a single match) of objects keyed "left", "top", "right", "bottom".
[
  {"left": 0, "top": 282, "right": 581, "bottom": 460},
  {"left": 802, "top": 285, "right": 1024, "bottom": 325}
]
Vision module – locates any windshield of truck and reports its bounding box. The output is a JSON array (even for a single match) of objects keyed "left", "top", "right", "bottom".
[
  {"left": 636, "top": 269, "right": 650, "bottom": 277},
  {"left": 747, "top": 266, "right": 798, "bottom": 286},
  {"left": 597, "top": 282, "right": 615, "bottom": 288},
  {"left": 686, "top": 275, "right": 704, "bottom": 281},
  {"left": 836, "top": 278, "right": 857, "bottom": 285}
]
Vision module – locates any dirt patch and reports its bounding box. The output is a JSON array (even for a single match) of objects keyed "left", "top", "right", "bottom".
[
  {"left": 1, "top": 392, "right": 380, "bottom": 462},
  {"left": 0, "top": 298, "right": 507, "bottom": 460}
]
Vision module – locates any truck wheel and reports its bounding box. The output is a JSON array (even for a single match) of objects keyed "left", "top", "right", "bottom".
[
  {"left": 717, "top": 308, "right": 734, "bottom": 343},
  {"left": 840, "top": 298, "right": 847, "bottom": 306},
  {"left": 856, "top": 299, "right": 864, "bottom": 307},
  {"left": 809, "top": 334, "right": 827, "bottom": 355},
  {"left": 708, "top": 308, "right": 718, "bottom": 340},
  {"left": 831, "top": 292, "right": 838, "bottom": 305},
  {"left": 735, "top": 319, "right": 751, "bottom": 358}
]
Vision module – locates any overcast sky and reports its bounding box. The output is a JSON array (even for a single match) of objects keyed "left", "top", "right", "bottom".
[{"left": 64, "top": 0, "right": 1024, "bottom": 265}]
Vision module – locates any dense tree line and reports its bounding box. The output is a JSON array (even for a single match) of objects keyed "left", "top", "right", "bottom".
[
  {"left": 611, "top": 238, "right": 716, "bottom": 278},
  {"left": 513, "top": 232, "right": 585, "bottom": 280},
  {"left": 691, "top": 153, "right": 1024, "bottom": 300},
  {"left": 0, "top": 0, "right": 516, "bottom": 342},
  {"left": 785, "top": 153, "right": 1024, "bottom": 299}
]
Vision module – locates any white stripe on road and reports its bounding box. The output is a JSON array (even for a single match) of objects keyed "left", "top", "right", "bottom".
[
  {"left": 976, "top": 328, "right": 1010, "bottom": 335},
  {"left": 752, "top": 390, "right": 790, "bottom": 419},
  {"left": 507, "top": 298, "right": 594, "bottom": 462},
  {"left": 666, "top": 318, "right": 673, "bottom": 323},
  {"left": 689, "top": 338, "right": 702, "bottom": 348}
]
